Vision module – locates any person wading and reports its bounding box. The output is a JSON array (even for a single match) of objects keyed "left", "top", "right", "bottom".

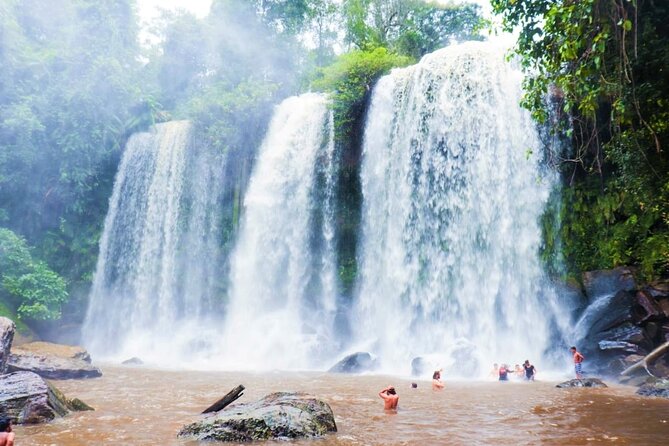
[
  {"left": 432, "top": 370, "right": 445, "bottom": 390},
  {"left": 379, "top": 385, "right": 399, "bottom": 411},
  {"left": 0, "top": 417, "right": 15, "bottom": 446},
  {"left": 570, "top": 346, "right": 585, "bottom": 379},
  {"left": 523, "top": 360, "right": 536, "bottom": 381}
]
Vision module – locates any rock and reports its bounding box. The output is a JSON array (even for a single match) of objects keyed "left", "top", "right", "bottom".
[
  {"left": 0, "top": 371, "right": 94, "bottom": 424},
  {"left": 582, "top": 267, "right": 636, "bottom": 300},
  {"left": 0, "top": 317, "right": 15, "bottom": 374},
  {"left": 14, "top": 341, "right": 91, "bottom": 363},
  {"left": 411, "top": 357, "right": 429, "bottom": 376},
  {"left": 328, "top": 352, "right": 376, "bottom": 373},
  {"left": 556, "top": 378, "right": 608, "bottom": 388},
  {"left": 636, "top": 379, "right": 669, "bottom": 398},
  {"left": 573, "top": 290, "right": 636, "bottom": 367},
  {"left": 647, "top": 280, "right": 669, "bottom": 299},
  {"left": 632, "top": 291, "right": 662, "bottom": 323},
  {"left": 657, "top": 299, "right": 669, "bottom": 318},
  {"left": 662, "top": 324, "right": 669, "bottom": 343},
  {"left": 618, "top": 374, "right": 655, "bottom": 387},
  {"left": 8, "top": 350, "right": 101, "bottom": 379},
  {"left": 122, "top": 357, "right": 143, "bottom": 365},
  {"left": 178, "top": 392, "right": 337, "bottom": 442},
  {"left": 598, "top": 340, "right": 643, "bottom": 355}
]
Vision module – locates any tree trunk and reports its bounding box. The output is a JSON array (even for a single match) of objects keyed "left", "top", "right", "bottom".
[
  {"left": 202, "top": 385, "right": 245, "bottom": 414},
  {"left": 620, "top": 341, "right": 669, "bottom": 377}
]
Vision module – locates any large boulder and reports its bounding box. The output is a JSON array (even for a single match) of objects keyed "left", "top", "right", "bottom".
[
  {"left": 411, "top": 357, "right": 429, "bottom": 376},
  {"left": 572, "top": 290, "right": 637, "bottom": 370},
  {"left": 0, "top": 371, "right": 93, "bottom": 424},
  {"left": 8, "top": 350, "right": 101, "bottom": 379},
  {"left": 0, "top": 317, "right": 15, "bottom": 374},
  {"left": 178, "top": 392, "right": 337, "bottom": 442},
  {"left": 328, "top": 352, "right": 376, "bottom": 373},
  {"left": 14, "top": 341, "right": 91, "bottom": 363},
  {"left": 582, "top": 267, "right": 636, "bottom": 300},
  {"left": 556, "top": 378, "right": 608, "bottom": 388}
]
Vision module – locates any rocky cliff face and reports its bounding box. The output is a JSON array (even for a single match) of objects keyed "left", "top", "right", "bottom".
[{"left": 573, "top": 268, "right": 669, "bottom": 379}]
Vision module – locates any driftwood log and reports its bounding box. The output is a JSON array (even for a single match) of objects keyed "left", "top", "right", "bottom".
[
  {"left": 620, "top": 341, "right": 669, "bottom": 377},
  {"left": 202, "top": 385, "right": 245, "bottom": 414}
]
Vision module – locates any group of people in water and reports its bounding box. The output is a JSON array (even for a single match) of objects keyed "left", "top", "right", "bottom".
[
  {"left": 379, "top": 347, "right": 586, "bottom": 411},
  {"left": 491, "top": 360, "right": 536, "bottom": 381}
]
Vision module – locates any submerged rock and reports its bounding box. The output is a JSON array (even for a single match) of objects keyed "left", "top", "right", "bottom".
[
  {"left": 0, "top": 317, "right": 15, "bottom": 374},
  {"left": 8, "top": 350, "right": 101, "bottom": 379},
  {"left": 328, "top": 352, "right": 376, "bottom": 373},
  {"left": 178, "top": 392, "right": 337, "bottom": 442},
  {"left": 122, "top": 357, "right": 144, "bottom": 365},
  {"left": 636, "top": 380, "right": 669, "bottom": 398},
  {"left": 556, "top": 378, "right": 608, "bottom": 388},
  {"left": 0, "top": 371, "right": 93, "bottom": 424},
  {"left": 15, "top": 341, "right": 92, "bottom": 363}
]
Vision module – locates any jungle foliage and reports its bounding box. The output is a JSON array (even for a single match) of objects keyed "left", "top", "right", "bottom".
[{"left": 492, "top": 0, "right": 669, "bottom": 280}]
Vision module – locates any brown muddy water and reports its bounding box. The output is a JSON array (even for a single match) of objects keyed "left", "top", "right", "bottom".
[{"left": 15, "top": 366, "right": 669, "bottom": 446}]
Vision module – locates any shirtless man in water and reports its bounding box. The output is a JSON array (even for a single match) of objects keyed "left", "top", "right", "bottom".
[
  {"left": 0, "top": 417, "right": 15, "bottom": 446},
  {"left": 379, "top": 385, "right": 399, "bottom": 411},
  {"left": 432, "top": 370, "right": 445, "bottom": 390}
]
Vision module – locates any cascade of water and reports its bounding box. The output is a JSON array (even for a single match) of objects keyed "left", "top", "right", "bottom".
[
  {"left": 220, "top": 93, "right": 338, "bottom": 370},
  {"left": 353, "top": 41, "right": 561, "bottom": 376},
  {"left": 83, "top": 121, "right": 226, "bottom": 361}
]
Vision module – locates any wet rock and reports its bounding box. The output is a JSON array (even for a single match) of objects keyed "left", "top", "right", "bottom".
[
  {"left": 122, "top": 357, "right": 143, "bottom": 365},
  {"left": 0, "top": 317, "right": 15, "bottom": 374},
  {"left": 411, "top": 357, "right": 429, "bottom": 376},
  {"left": 14, "top": 341, "right": 92, "bottom": 363},
  {"left": 632, "top": 291, "right": 662, "bottom": 324},
  {"left": 573, "top": 290, "right": 636, "bottom": 366},
  {"left": 556, "top": 378, "right": 608, "bottom": 388},
  {"left": 598, "top": 340, "right": 643, "bottom": 355},
  {"left": 662, "top": 324, "right": 669, "bottom": 343},
  {"left": 8, "top": 350, "right": 101, "bottom": 379},
  {"left": 598, "top": 322, "right": 651, "bottom": 354},
  {"left": 657, "top": 299, "right": 669, "bottom": 319},
  {"left": 618, "top": 374, "right": 655, "bottom": 387},
  {"left": 647, "top": 280, "right": 669, "bottom": 299},
  {"left": 0, "top": 371, "right": 93, "bottom": 424},
  {"left": 178, "top": 392, "right": 337, "bottom": 442},
  {"left": 328, "top": 352, "right": 376, "bottom": 373},
  {"left": 582, "top": 267, "right": 636, "bottom": 300},
  {"left": 636, "top": 379, "right": 669, "bottom": 398}
]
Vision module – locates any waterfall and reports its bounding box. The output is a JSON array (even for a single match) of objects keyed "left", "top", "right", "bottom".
[
  {"left": 83, "top": 121, "right": 226, "bottom": 361},
  {"left": 353, "top": 41, "right": 561, "bottom": 376},
  {"left": 220, "top": 93, "right": 339, "bottom": 370}
]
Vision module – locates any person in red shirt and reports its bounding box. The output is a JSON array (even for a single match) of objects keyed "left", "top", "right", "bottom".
[{"left": 570, "top": 346, "right": 585, "bottom": 379}]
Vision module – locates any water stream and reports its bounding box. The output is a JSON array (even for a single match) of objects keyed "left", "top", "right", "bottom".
[
  {"left": 353, "top": 41, "right": 563, "bottom": 375},
  {"left": 83, "top": 121, "right": 226, "bottom": 362}
]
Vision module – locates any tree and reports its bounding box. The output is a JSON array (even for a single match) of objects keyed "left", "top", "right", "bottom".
[
  {"left": 0, "top": 228, "right": 68, "bottom": 320},
  {"left": 492, "top": 0, "right": 669, "bottom": 278}
]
